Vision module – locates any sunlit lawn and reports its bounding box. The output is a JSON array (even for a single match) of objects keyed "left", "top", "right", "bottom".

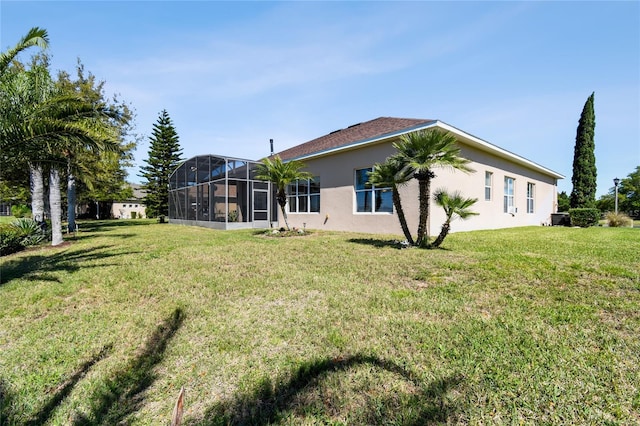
[{"left": 1, "top": 220, "right": 638, "bottom": 425}]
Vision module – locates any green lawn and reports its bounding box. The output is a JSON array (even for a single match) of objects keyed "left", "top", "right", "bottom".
[
  {"left": 0, "top": 216, "right": 16, "bottom": 224},
  {"left": 1, "top": 221, "right": 638, "bottom": 425}
]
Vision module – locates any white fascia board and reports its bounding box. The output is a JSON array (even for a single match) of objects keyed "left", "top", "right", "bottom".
[
  {"left": 435, "top": 121, "right": 565, "bottom": 180},
  {"left": 289, "top": 119, "right": 564, "bottom": 180}
]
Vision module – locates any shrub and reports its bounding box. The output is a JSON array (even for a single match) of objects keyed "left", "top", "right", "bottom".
[
  {"left": 605, "top": 212, "right": 633, "bottom": 227},
  {"left": 568, "top": 208, "right": 600, "bottom": 227},
  {"left": 10, "top": 204, "right": 31, "bottom": 218},
  {"left": 11, "top": 218, "right": 46, "bottom": 246},
  {"left": 0, "top": 224, "right": 25, "bottom": 256},
  {"left": 131, "top": 211, "right": 137, "bottom": 219}
]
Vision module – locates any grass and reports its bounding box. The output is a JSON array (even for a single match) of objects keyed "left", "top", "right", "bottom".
[
  {"left": 0, "top": 216, "right": 16, "bottom": 224},
  {"left": 0, "top": 220, "right": 639, "bottom": 425}
]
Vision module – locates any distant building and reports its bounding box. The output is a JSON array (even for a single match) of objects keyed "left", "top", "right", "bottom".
[{"left": 111, "top": 183, "right": 146, "bottom": 219}]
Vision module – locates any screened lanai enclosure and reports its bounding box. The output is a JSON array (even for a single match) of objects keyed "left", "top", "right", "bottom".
[{"left": 169, "top": 155, "right": 273, "bottom": 229}]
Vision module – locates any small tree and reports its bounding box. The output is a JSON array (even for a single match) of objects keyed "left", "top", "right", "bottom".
[
  {"left": 570, "top": 93, "right": 597, "bottom": 209},
  {"left": 557, "top": 191, "right": 570, "bottom": 212},
  {"left": 619, "top": 166, "right": 640, "bottom": 216},
  {"left": 393, "top": 129, "right": 473, "bottom": 247},
  {"left": 430, "top": 189, "right": 478, "bottom": 248},
  {"left": 367, "top": 157, "right": 414, "bottom": 245},
  {"left": 254, "top": 155, "right": 312, "bottom": 231},
  {"left": 140, "top": 110, "right": 183, "bottom": 218}
]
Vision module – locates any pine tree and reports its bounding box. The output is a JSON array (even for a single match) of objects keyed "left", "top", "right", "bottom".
[
  {"left": 140, "top": 110, "right": 183, "bottom": 218},
  {"left": 570, "top": 93, "right": 597, "bottom": 208}
]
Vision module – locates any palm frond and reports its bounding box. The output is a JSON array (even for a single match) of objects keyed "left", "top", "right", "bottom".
[
  {"left": 434, "top": 188, "right": 479, "bottom": 222},
  {"left": 0, "top": 27, "right": 49, "bottom": 74}
]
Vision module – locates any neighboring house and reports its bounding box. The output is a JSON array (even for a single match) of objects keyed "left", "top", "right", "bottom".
[
  {"left": 169, "top": 117, "right": 564, "bottom": 236},
  {"left": 111, "top": 183, "right": 146, "bottom": 219},
  {"left": 273, "top": 117, "right": 564, "bottom": 236}
]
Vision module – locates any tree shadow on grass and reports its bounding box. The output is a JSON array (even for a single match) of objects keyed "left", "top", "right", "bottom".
[
  {"left": 0, "top": 245, "right": 135, "bottom": 286},
  {"left": 23, "top": 345, "right": 113, "bottom": 426},
  {"left": 76, "top": 220, "right": 156, "bottom": 234},
  {"left": 73, "top": 307, "right": 185, "bottom": 425},
  {"left": 0, "top": 345, "right": 112, "bottom": 425},
  {"left": 68, "top": 220, "right": 157, "bottom": 242},
  {"left": 0, "top": 309, "right": 184, "bottom": 425},
  {"left": 189, "top": 354, "right": 464, "bottom": 425},
  {"left": 348, "top": 238, "right": 407, "bottom": 249}
]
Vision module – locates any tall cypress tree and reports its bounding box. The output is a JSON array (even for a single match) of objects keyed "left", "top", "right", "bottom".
[
  {"left": 140, "top": 110, "right": 183, "bottom": 218},
  {"left": 570, "top": 92, "right": 597, "bottom": 208}
]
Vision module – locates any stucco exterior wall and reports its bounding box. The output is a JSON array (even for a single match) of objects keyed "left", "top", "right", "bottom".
[
  {"left": 279, "top": 138, "right": 559, "bottom": 237},
  {"left": 112, "top": 201, "right": 146, "bottom": 219}
]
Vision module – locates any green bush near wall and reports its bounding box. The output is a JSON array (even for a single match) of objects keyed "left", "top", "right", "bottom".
[
  {"left": 0, "top": 224, "right": 24, "bottom": 256},
  {"left": 131, "top": 211, "right": 137, "bottom": 219},
  {"left": 568, "top": 208, "right": 600, "bottom": 227}
]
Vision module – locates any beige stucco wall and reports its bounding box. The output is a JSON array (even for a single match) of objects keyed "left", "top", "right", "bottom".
[
  {"left": 112, "top": 201, "right": 146, "bottom": 219},
  {"left": 278, "top": 136, "right": 559, "bottom": 238}
]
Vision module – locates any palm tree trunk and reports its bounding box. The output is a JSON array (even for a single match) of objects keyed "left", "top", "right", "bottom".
[
  {"left": 392, "top": 188, "right": 414, "bottom": 245},
  {"left": 29, "top": 163, "right": 45, "bottom": 222},
  {"left": 416, "top": 177, "right": 430, "bottom": 247},
  {"left": 431, "top": 221, "right": 451, "bottom": 248},
  {"left": 67, "top": 158, "right": 77, "bottom": 233},
  {"left": 49, "top": 166, "right": 63, "bottom": 246},
  {"left": 276, "top": 189, "right": 290, "bottom": 230}
]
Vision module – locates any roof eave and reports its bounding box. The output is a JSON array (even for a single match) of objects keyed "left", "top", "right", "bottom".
[
  {"left": 287, "top": 119, "right": 564, "bottom": 180},
  {"left": 286, "top": 120, "right": 438, "bottom": 162},
  {"left": 435, "top": 121, "right": 565, "bottom": 180}
]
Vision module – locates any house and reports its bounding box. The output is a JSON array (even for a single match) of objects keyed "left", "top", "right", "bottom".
[
  {"left": 273, "top": 117, "right": 564, "bottom": 236},
  {"left": 168, "top": 117, "right": 564, "bottom": 236},
  {"left": 111, "top": 183, "right": 146, "bottom": 219}
]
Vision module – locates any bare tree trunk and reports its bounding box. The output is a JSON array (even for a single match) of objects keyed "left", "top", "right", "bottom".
[
  {"left": 431, "top": 221, "right": 451, "bottom": 248},
  {"left": 49, "top": 166, "right": 63, "bottom": 246},
  {"left": 30, "top": 163, "right": 45, "bottom": 222},
  {"left": 392, "top": 188, "right": 414, "bottom": 245},
  {"left": 277, "top": 190, "right": 290, "bottom": 230},
  {"left": 67, "top": 158, "right": 77, "bottom": 233}
]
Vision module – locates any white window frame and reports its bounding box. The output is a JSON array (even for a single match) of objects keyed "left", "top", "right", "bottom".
[
  {"left": 527, "top": 182, "right": 535, "bottom": 214},
  {"left": 354, "top": 168, "right": 393, "bottom": 214},
  {"left": 504, "top": 176, "right": 515, "bottom": 214},
  {"left": 287, "top": 177, "right": 320, "bottom": 214},
  {"left": 485, "top": 171, "right": 493, "bottom": 201}
]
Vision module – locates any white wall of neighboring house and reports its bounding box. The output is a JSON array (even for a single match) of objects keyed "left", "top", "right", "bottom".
[{"left": 111, "top": 201, "right": 146, "bottom": 219}]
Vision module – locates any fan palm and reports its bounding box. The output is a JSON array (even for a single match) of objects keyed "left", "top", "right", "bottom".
[
  {"left": 254, "top": 155, "right": 312, "bottom": 231},
  {"left": 368, "top": 157, "right": 414, "bottom": 245},
  {"left": 431, "top": 189, "right": 478, "bottom": 248},
  {"left": 393, "top": 129, "right": 474, "bottom": 247}
]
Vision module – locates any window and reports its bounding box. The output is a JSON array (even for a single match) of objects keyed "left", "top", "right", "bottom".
[
  {"left": 527, "top": 182, "right": 535, "bottom": 213},
  {"left": 287, "top": 177, "right": 320, "bottom": 213},
  {"left": 355, "top": 168, "right": 393, "bottom": 213},
  {"left": 485, "top": 171, "right": 493, "bottom": 201},
  {"left": 504, "top": 177, "right": 515, "bottom": 213}
]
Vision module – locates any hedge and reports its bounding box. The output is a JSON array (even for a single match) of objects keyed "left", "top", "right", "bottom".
[{"left": 568, "top": 208, "right": 600, "bottom": 227}]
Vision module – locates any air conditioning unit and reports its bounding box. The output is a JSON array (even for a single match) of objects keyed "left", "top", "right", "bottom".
[{"left": 508, "top": 206, "right": 517, "bottom": 215}]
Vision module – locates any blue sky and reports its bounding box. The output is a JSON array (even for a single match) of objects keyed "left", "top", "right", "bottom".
[{"left": 2, "top": 1, "right": 638, "bottom": 196}]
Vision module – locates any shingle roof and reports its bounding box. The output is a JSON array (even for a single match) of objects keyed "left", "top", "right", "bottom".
[{"left": 276, "top": 117, "right": 434, "bottom": 161}]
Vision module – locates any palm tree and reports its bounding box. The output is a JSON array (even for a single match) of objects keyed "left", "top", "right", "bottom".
[
  {"left": 393, "top": 129, "right": 474, "bottom": 247},
  {"left": 254, "top": 155, "right": 312, "bottom": 231},
  {"left": 0, "top": 27, "right": 48, "bottom": 74},
  {"left": 431, "top": 189, "right": 478, "bottom": 248},
  {"left": 2, "top": 60, "right": 122, "bottom": 245},
  {"left": 368, "top": 157, "right": 414, "bottom": 245}
]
